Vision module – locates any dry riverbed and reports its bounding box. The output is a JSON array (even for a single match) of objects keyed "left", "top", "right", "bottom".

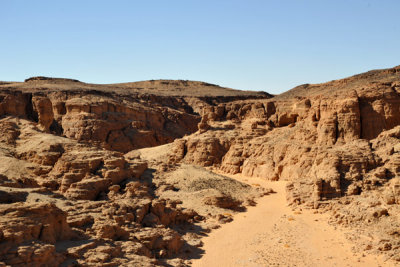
[{"left": 190, "top": 174, "right": 391, "bottom": 267}]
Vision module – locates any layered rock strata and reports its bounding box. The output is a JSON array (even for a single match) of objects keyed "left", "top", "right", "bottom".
[
  {"left": 168, "top": 66, "right": 400, "bottom": 262},
  {"left": 1, "top": 66, "right": 400, "bottom": 264},
  {"left": 0, "top": 79, "right": 268, "bottom": 266}
]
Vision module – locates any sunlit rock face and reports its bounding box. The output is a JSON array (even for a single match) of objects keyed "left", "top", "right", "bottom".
[
  {"left": 0, "top": 78, "right": 269, "bottom": 266},
  {"left": 1, "top": 66, "right": 400, "bottom": 265}
]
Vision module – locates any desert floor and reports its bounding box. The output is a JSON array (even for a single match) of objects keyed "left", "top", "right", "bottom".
[{"left": 190, "top": 174, "right": 390, "bottom": 267}]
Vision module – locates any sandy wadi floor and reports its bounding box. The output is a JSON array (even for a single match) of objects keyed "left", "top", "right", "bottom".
[{"left": 191, "top": 175, "right": 391, "bottom": 267}]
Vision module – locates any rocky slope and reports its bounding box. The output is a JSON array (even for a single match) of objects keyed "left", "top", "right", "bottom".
[
  {"left": 170, "top": 65, "right": 400, "bottom": 262},
  {"left": 0, "top": 77, "right": 270, "bottom": 153},
  {"left": 0, "top": 65, "right": 400, "bottom": 265},
  {"left": 0, "top": 78, "right": 269, "bottom": 266}
]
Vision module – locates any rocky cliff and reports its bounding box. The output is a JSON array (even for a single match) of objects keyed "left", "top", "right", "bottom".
[
  {"left": 0, "top": 78, "right": 268, "bottom": 153},
  {"left": 1, "top": 66, "right": 400, "bottom": 265},
  {"left": 169, "top": 65, "right": 400, "bottom": 261},
  {"left": 0, "top": 78, "right": 269, "bottom": 266}
]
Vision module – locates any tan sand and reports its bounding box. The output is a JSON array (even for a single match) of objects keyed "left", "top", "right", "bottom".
[{"left": 191, "top": 175, "right": 391, "bottom": 267}]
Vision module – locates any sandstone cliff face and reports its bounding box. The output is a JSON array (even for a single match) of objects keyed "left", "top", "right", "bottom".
[
  {"left": 1, "top": 67, "right": 400, "bottom": 265},
  {"left": 0, "top": 117, "right": 265, "bottom": 266},
  {"left": 0, "top": 118, "right": 204, "bottom": 266},
  {"left": 0, "top": 78, "right": 269, "bottom": 153},
  {"left": 0, "top": 79, "right": 268, "bottom": 266},
  {"left": 167, "top": 66, "right": 400, "bottom": 262},
  {"left": 172, "top": 67, "right": 400, "bottom": 195},
  {"left": 0, "top": 91, "right": 199, "bottom": 153},
  {"left": 0, "top": 202, "right": 71, "bottom": 266}
]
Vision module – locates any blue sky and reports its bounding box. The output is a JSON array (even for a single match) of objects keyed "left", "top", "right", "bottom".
[{"left": 1, "top": 0, "right": 399, "bottom": 94}]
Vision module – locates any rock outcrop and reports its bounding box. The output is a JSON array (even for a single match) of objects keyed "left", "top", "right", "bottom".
[
  {"left": 1, "top": 66, "right": 400, "bottom": 264},
  {"left": 0, "top": 78, "right": 269, "bottom": 153},
  {"left": 0, "top": 79, "right": 269, "bottom": 266},
  {"left": 167, "top": 65, "right": 400, "bottom": 262},
  {"left": 0, "top": 202, "right": 72, "bottom": 266}
]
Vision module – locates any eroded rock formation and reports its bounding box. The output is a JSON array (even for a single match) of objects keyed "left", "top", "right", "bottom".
[
  {"left": 0, "top": 79, "right": 268, "bottom": 266},
  {"left": 1, "top": 66, "right": 400, "bottom": 265},
  {"left": 168, "top": 65, "right": 400, "bottom": 262}
]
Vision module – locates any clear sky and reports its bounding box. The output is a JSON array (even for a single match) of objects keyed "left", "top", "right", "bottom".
[{"left": 1, "top": 0, "right": 399, "bottom": 94}]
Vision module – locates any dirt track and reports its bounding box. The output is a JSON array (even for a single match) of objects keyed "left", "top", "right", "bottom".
[{"left": 191, "top": 175, "right": 390, "bottom": 267}]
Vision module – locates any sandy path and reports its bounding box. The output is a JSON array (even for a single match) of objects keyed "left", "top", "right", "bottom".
[{"left": 191, "top": 175, "right": 390, "bottom": 267}]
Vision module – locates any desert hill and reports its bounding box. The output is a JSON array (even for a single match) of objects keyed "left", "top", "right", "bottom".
[
  {"left": 2, "top": 76, "right": 271, "bottom": 98},
  {"left": 277, "top": 65, "right": 400, "bottom": 99},
  {"left": 0, "top": 66, "right": 400, "bottom": 266}
]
